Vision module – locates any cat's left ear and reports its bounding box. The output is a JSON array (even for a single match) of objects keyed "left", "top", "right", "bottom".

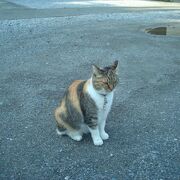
[{"left": 112, "top": 60, "right": 118, "bottom": 70}]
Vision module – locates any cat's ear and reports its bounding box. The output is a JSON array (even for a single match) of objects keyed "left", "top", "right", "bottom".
[
  {"left": 92, "top": 64, "right": 102, "bottom": 76},
  {"left": 112, "top": 60, "right": 118, "bottom": 70}
]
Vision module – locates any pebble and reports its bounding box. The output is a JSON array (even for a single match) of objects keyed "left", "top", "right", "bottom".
[{"left": 65, "top": 176, "right": 70, "bottom": 180}]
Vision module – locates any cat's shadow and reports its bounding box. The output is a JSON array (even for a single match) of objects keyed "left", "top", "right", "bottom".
[{"left": 81, "top": 133, "right": 92, "bottom": 143}]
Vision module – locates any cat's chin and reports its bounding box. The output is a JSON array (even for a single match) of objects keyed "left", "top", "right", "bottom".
[{"left": 96, "top": 89, "right": 112, "bottom": 96}]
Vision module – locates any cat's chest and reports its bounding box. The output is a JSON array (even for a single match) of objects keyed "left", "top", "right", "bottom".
[
  {"left": 87, "top": 85, "right": 114, "bottom": 111},
  {"left": 95, "top": 94, "right": 113, "bottom": 111}
]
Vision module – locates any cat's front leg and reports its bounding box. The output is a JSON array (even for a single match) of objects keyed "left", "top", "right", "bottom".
[
  {"left": 99, "top": 112, "right": 109, "bottom": 140},
  {"left": 99, "top": 120, "right": 109, "bottom": 140},
  {"left": 88, "top": 127, "right": 103, "bottom": 146}
]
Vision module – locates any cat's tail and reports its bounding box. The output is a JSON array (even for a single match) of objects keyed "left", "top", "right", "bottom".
[
  {"left": 56, "top": 127, "right": 67, "bottom": 135},
  {"left": 54, "top": 108, "right": 67, "bottom": 136}
]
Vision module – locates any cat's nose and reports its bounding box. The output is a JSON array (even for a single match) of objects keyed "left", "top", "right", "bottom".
[{"left": 109, "top": 84, "right": 113, "bottom": 91}]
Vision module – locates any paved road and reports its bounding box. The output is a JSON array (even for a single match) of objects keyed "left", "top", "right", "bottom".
[{"left": 0, "top": 0, "right": 180, "bottom": 179}]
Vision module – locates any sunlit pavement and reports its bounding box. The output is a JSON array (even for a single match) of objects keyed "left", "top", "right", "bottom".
[
  {"left": 0, "top": 0, "right": 180, "bottom": 179},
  {"left": 3, "top": 0, "right": 180, "bottom": 8}
]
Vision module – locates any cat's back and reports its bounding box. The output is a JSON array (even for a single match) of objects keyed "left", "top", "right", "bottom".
[
  {"left": 63, "top": 80, "right": 86, "bottom": 113},
  {"left": 54, "top": 80, "right": 87, "bottom": 130},
  {"left": 67, "top": 80, "right": 85, "bottom": 98}
]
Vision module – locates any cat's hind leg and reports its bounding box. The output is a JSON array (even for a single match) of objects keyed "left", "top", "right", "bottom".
[{"left": 54, "top": 102, "right": 83, "bottom": 141}]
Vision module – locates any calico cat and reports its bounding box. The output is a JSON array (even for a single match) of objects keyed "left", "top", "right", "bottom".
[{"left": 54, "top": 61, "right": 118, "bottom": 146}]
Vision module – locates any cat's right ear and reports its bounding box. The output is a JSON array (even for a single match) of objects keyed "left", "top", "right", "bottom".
[
  {"left": 92, "top": 64, "right": 102, "bottom": 76},
  {"left": 112, "top": 60, "right": 118, "bottom": 70}
]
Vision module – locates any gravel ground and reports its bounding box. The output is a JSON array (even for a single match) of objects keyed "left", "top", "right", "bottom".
[{"left": 0, "top": 1, "right": 180, "bottom": 179}]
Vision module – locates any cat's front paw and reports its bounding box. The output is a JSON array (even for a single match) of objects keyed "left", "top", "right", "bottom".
[
  {"left": 101, "top": 132, "right": 109, "bottom": 140},
  {"left": 93, "top": 138, "right": 103, "bottom": 146}
]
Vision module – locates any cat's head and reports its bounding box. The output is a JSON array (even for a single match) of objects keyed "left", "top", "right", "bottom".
[{"left": 92, "top": 61, "right": 119, "bottom": 94}]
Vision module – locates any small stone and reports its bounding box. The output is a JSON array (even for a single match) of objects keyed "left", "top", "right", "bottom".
[
  {"left": 65, "top": 176, "right": 70, "bottom": 180},
  {"left": 7, "top": 138, "right": 13, "bottom": 141}
]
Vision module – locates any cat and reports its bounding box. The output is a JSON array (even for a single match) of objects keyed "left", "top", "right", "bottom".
[{"left": 54, "top": 61, "right": 118, "bottom": 146}]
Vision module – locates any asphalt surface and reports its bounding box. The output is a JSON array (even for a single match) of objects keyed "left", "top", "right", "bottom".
[{"left": 0, "top": 0, "right": 180, "bottom": 179}]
